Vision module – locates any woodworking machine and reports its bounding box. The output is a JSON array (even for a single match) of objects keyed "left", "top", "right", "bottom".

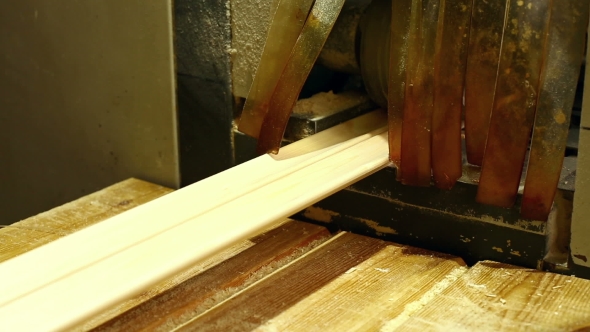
[
  {"left": 222, "top": 0, "right": 590, "bottom": 279},
  {"left": 2, "top": 0, "right": 589, "bottom": 279}
]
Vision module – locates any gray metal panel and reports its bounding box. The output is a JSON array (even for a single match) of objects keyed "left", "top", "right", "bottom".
[
  {"left": 0, "top": 1, "right": 178, "bottom": 224},
  {"left": 174, "top": 0, "right": 235, "bottom": 186}
]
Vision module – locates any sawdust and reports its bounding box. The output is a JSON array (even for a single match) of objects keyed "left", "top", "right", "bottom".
[
  {"left": 302, "top": 206, "right": 339, "bottom": 223},
  {"left": 355, "top": 217, "right": 398, "bottom": 236},
  {"left": 292, "top": 91, "right": 370, "bottom": 119}
]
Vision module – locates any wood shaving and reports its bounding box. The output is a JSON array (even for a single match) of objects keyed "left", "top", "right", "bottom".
[
  {"left": 344, "top": 267, "right": 357, "bottom": 274},
  {"left": 467, "top": 283, "right": 486, "bottom": 289}
]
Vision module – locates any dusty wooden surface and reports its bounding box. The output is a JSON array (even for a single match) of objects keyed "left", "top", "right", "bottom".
[
  {"left": 0, "top": 178, "right": 172, "bottom": 263},
  {"left": 397, "top": 261, "right": 590, "bottom": 331},
  {"left": 251, "top": 240, "right": 467, "bottom": 331},
  {"left": 178, "top": 232, "right": 467, "bottom": 331}
]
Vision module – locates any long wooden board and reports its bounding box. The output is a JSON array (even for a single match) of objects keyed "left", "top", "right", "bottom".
[{"left": 0, "top": 111, "right": 388, "bottom": 331}]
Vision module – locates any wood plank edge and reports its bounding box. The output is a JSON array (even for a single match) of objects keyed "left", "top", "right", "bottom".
[{"left": 171, "top": 232, "right": 349, "bottom": 331}]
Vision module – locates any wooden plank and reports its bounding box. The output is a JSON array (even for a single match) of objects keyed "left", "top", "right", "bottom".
[
  {"left": 250, "top": 244, "right": 466, "bottom": 331},
  {"left": 0, "top": 178, "right": 172, "bottom": 263},
  {"left": 89, "top": 221, "right": 331, "bottom": 331},
  {"left": 178, "top": 232, "right": 466, "bottom": 331},
  {"left": 0, "top": 113, "right": 389, "bottom": 331},
  {"left": 0, "top": 111, "right": 384, "bottom": 310},
  {"left": 396, "top": 261, "right": 590, "bottom": 331},
  {"left": 1, "top": 181, "right": 308, "bottom": 332}
]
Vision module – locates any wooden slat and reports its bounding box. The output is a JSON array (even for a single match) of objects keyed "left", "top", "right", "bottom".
[
  {"left": 90, "top": 221, "right": 331, "bottom": 331},
  {"left": 396, "top": 261, "right": 590, "bottom": 331},
  {"left": 0, "top": 111, "right": 384, "bottom": 310},
  {"left": 0, "top": 178, "right": 172, "bottom": 263},
  {"left": 0, "top": 113, "right": 389, "bottom": 331},
  {"left": 178, "top": 233, "right": 466, "bottom": 331}
]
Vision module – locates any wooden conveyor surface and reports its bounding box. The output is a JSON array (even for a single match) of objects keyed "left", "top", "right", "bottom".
[{"left": 2, "top": 178, "right": 590, "bottom": 331}]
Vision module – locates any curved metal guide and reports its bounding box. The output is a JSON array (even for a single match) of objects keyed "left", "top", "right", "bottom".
[
  {"left": 464, "top": 0, "right": 508, "bottom": 166},
  {"left": 238, "top": 0, "right": 314, "bottom": 139},
  {"left": 521, "top": 0, "right": 589, "bottom": 221},
  {"left": 387, "top": 0, "right": 411, "bottom": 169},
  {"left": 257, "top": 0, "right": 346, "bottom": 155}
]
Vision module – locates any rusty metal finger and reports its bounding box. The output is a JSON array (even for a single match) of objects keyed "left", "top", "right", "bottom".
[
  {"left": 431, "top": 0, "right": 472, "bottom": 190},
  {"left": 521, "top": 0, "right": 589, "bottom": 221},
  {"left": 476, "top": 0, "right": 552, "bottom": 208},
  {"left": 257, "top": 0, "right": 346, "bottom": 155}
]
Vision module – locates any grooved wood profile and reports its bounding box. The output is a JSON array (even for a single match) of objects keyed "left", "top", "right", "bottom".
[{"left": 0, "top": 111, "right": 388, "bottom": 331}]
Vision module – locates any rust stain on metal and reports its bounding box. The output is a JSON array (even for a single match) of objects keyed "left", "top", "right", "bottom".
[
  {"left": 431, "top": 0, "right": 472, "bottom": 189},
  {"left": 492, "top": 247, "right": 504, "bottom": 253},
  {"left": 477, "top": 0, "right": 551, "bottom": 208},
  {"left": 353, "top": 217, "right": 398, "bottom": 236},
  {"left": 574, "top": 254, "right": 588, "bottom": 263},
  {"left": 521, "top": 0, "right": 589, "bottom": 221}
]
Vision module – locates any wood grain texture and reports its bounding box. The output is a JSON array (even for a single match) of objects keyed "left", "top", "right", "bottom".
[
  {"left": 255, "top": 244, "right": 466, "bottom": 331},
  {"left": 0, "top": 178, "right": 172, "bottom": 263},
  {"left": 0, "top": 112, "right": 389, "bottom": 331},
  {"left": 91, "top": 221, "right": 331, "bottom": 332},
  {"left": 178, "top": 232, "right": 466, "bottom": 331},
  {"left": 396, "top": 261, "right": 590, "bottom": 331}
]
